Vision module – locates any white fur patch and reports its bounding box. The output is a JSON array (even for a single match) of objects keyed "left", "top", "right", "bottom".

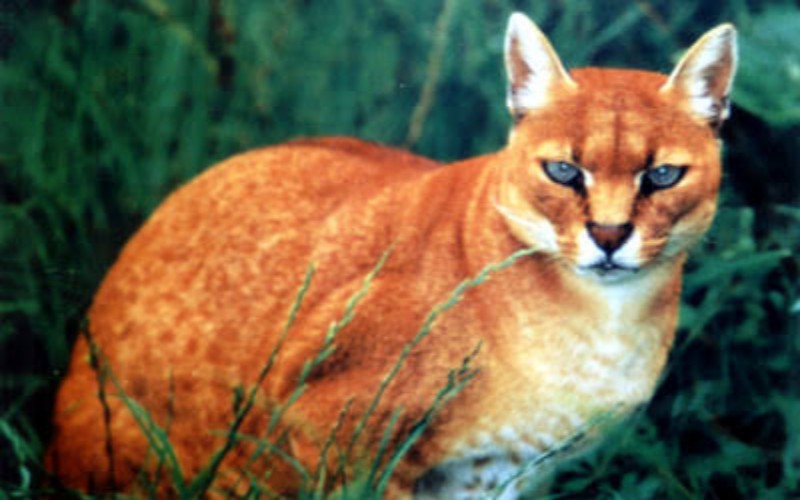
[
  {"left": 582, "top": 168, "right": 595, "bottom": 188},
  {"left": 414, "top": 457, "right": 522, "bottom": 500},
  {"left": 504, "top": 13, "right": 576, "bottom": 114},
  {"left": 613, "top": 230, "right": 643, "bottom": 268},
  {"left": 575, "top": 229, "right": 602, "bottom": 268},
  {"left": 681, "top": 40, "right": 730, "bottom": 121},
  {"left": 414, "top": 448, "right": 540, "bottom": 500},
  {"left": 575, "top": 227, "right": 642, "bottom": 276},
  {"left": 662, "top": 24, "right": 737, "bottom": 122},
  {"left": 494, "top": 203, "right": 560, "bottom": 253}
]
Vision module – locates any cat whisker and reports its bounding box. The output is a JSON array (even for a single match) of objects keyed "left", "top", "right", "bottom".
[{"left": 493, "top": 201, "right": 558, "bottom": 254}]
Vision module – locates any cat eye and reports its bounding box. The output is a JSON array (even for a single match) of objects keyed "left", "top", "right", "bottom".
[
  {"left": 543, "top": 161, "right": 584, "bottom": 192},
  {"left": 640, "top": 164, "right": 687, "bottom": 195}
]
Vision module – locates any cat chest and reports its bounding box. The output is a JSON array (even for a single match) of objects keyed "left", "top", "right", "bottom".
[
  {"left": 413, "top": 319, "right": 666, "bottom": 498},
  {"left": 413, "top": 415, "right": 606, "bottom": 499},
  {"left": 413, "top": 368, "right": 649, "bottom": 499}
]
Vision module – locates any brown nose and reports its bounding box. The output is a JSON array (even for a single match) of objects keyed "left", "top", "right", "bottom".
[{"left": 586, "top": 222, "right": 634, "bottom": 255}]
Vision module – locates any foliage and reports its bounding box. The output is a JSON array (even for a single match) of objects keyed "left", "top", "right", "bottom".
[
  {"left": 733, "top": 7, "right": 800, "bottom": 127},
  {"left": 1, "top": 0, "right": 798, "bottom": 498}
]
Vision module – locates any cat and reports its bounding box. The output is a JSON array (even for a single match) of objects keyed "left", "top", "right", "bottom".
[{"left": 46, "top": 12, "right": 737, "bottom": 499}]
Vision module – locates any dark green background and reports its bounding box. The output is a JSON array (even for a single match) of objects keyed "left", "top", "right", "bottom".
[{"left": 1, "top": 0, "right": 798, "bottom": 497}]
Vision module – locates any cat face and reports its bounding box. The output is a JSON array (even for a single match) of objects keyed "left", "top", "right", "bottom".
[{"left": 496, "top": 14, "right": 736, "bottom": 281}]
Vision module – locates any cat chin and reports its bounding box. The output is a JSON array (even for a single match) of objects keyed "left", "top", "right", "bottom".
[{"left": 574, "top": 262, "right": 641, "bottom": 283}]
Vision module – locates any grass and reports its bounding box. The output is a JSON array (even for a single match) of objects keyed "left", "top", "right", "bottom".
[
  {"left": 40, "top": 247, "right": 531, "bottom": 498},
  {"left": 1, "top": 0, "right": 799, "bottom": 498}
]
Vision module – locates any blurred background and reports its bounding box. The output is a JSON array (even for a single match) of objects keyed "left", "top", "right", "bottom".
[{"left": 0, "top": 0, "right": 798, "bottom": 497}]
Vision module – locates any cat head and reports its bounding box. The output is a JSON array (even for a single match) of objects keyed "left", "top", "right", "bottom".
[{"left": 496, "top": 12, "right": 737, "bottom": 282}]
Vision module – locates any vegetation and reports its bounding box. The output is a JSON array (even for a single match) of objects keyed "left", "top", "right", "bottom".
[{"left": 1, "top": 0, "right": 798, "bottom": 497}]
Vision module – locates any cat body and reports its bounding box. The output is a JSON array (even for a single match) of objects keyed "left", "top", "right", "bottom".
[{"left": 46, "top": 13, "right": 737, "bottom": 498}]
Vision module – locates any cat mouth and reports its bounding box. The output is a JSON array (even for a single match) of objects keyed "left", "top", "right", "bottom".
[{"left": 579, "top": 259, "right": 640, "bottom": 279}]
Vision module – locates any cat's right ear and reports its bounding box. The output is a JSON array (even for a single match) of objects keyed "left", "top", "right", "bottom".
[
  {"left": 660, "top": 24, "right": 738, "bottom": 130},
  {"left": 504, "top": 13, "right": 576, "bottom": 121}
]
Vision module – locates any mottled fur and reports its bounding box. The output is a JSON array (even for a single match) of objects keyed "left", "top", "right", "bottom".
[{"left": 47, "top": 13, "right": 736, "bottom": 499}]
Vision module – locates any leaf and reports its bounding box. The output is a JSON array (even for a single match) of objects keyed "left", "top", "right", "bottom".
[
  {"left": 733, "top": 8, "right": 800, "bottom": 126},
  {"left": 683, "top": 249, "right": 790, "bottom": 290}
]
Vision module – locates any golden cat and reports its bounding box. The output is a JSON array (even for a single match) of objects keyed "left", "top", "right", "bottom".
[{"left": 46, "top": 12, "right": 737, "bottom": 498}]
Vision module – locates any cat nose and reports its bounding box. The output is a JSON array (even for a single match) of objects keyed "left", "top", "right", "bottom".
[{"left": 586, "top": 222, "right": 634, "bottom": 255}]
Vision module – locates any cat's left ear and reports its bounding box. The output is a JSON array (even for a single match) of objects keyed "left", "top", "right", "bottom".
[
  {"left": 661, "top": 24, "right": 738, "bottom": 130},
  {"left": 504, "top": 13, "right": 577, "bottom": 121}
]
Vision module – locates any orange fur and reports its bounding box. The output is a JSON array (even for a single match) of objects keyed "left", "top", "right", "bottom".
[{"left": 46, "top": 14, "right": 737, "bottom": 498}]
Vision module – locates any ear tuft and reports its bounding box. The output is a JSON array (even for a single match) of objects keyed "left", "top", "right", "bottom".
[
  {"left": 504, "top": 12, "right": 576, "bottom": 120},
  {"left": 661, "top": 24, "right": 738, "bottom": 129}
]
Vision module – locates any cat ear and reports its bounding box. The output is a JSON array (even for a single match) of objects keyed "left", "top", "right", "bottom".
[
  {"left": 661, "top": 24, "right": 738, "bottom": 129},
  {"left": 504, "top": 12, "right": 576, "bottom": 120}
]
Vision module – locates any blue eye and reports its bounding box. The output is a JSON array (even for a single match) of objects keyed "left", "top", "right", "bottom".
[
  {"left": 641, "top": 164, "right": 687, "bottom": 194},
  {"left": 543, "top": 161, "right": 584, "bottom": 191}
]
